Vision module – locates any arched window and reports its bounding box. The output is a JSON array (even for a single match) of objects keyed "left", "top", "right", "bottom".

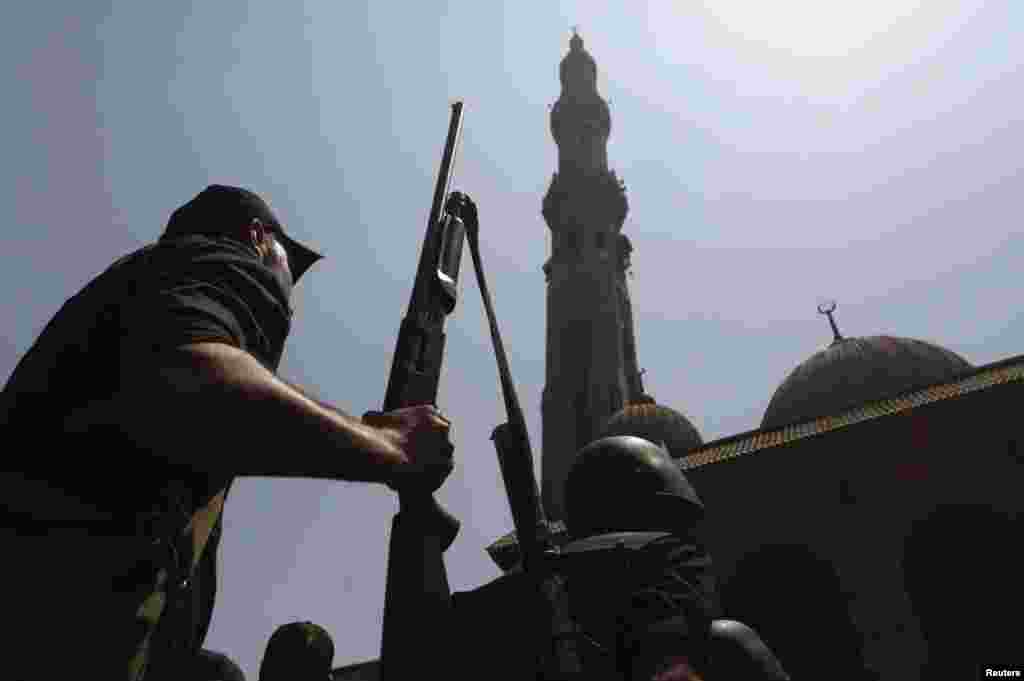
[
  {"left": 902, "top": 504, "right": 1019, "bottom": 669},
  {"left": 725, "top": 545, "right": 865, "bottom": 679}
]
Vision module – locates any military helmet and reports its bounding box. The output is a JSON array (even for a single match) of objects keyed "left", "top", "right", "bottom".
[
  {"left": 564, "top": 435, "right": 705, "bottom": 538},
  {"left": 193, "top": 649, "right": 247, "bottom": 681},
  {"left": 258, "top": 621, "right": 335, "bottom": 681}
]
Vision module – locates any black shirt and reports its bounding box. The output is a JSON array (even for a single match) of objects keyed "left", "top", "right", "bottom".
[
  {"left": 2, "top": 234, "right": 292, "bottom": 522},
  {"left": 2, "top": 234, "right": 294, "bottom": 661}
]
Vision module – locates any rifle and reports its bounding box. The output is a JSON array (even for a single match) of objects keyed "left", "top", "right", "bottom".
[
  {"left": 379, "top": 101, "right": 471, "bottom": 681},
  {"left": 469, "top": 226, "right": 654, "bottom": 679},
  {"left": 464, "top": 221, "right": 555, "bottom": 574},
  {"left": 465, "top": 207, "right": 593, "bottom": 678},
  {"left": 381, "top": 100, "right": 468, "bottom": 544}
]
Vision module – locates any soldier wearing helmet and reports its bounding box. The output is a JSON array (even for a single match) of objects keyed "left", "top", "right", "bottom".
[
  {"left": 564, "top": 434, "right": 706, "bottom": 538},
  {"left": 442, "top": 436, "right": 789, "bottom": 681},
  {"left": 553, "top": 435, "right": 790, "bottom": 681},
  {"left": 551, "top": 435, "right": 717, "bottom": 680}
]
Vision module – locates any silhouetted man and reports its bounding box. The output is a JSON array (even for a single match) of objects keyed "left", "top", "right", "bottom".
[
  {"left": 440, "top": 436, "right": 789, "bottom": 680},
  {"left": 1, "top": 185, "right": 454, "bottom": 681}
]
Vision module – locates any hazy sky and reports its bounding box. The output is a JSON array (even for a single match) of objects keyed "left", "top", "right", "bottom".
[{"left": 4, "top": 1, "right": 1022, "bottom": 676}]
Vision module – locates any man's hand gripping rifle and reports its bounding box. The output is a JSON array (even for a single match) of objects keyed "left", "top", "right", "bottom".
[{"left": 379, "top": 102, "right": 471, "bottom": 544}]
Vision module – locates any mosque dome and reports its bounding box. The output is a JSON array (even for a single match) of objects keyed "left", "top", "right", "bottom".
[
  {"left": 602, "top": 395, "right": 704, "bottom": 459},
  {"left": 761, "top": 304, "right": 972, "bottom": 429}
]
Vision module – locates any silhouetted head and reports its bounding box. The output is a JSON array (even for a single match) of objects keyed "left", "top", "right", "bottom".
[
  {"left": 564, "top": 435, "right": 705, "bottom": 538},
  {"left": 258, "top": 621, "right": 335, "bottom": 681},
  {"left": 163, "top": 185, "right": 323, "bottom": 293},
  {"left": 192, "top": 649, "right": 247, "bottom": 681}
]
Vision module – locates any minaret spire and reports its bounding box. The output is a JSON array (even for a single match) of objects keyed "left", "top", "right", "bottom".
[{"left": 541, "top": 34, "right": 640, "bottom": 522}]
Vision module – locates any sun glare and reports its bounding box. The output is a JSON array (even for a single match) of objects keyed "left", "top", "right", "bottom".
[{"left": 700, "top": 0, "right": 924, "bottom": 58}]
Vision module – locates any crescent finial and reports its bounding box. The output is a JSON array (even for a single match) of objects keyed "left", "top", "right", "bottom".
[{"left": 817, "top": 299, "right": 844, "bottom": 344}]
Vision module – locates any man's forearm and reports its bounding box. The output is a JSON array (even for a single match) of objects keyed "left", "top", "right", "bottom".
[
  {"left": 112, "top": 343, "right": 404, "bottom": 482},
  {"left": 278, "top": 377, "right": 358, "bottom": 420}
]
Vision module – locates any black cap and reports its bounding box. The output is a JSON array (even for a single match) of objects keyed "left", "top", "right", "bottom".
[{"left": 164, "top": 185, "right": 323, "bottom": 282}]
